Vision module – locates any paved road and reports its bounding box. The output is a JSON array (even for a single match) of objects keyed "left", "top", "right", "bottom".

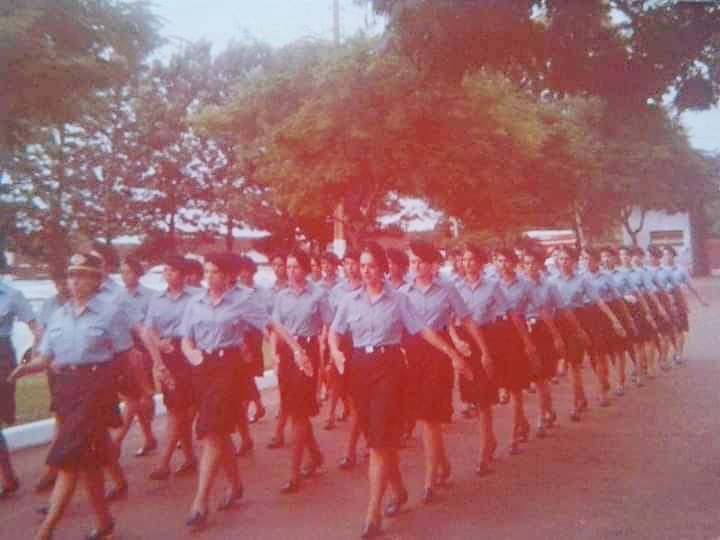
[{"left": 2, "top": 280, "right": 720, "bottom": 539}]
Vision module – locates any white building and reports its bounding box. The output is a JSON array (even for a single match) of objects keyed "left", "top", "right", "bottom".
[{"left": 621, "top": 208, "right": 694, "bottom": 272}]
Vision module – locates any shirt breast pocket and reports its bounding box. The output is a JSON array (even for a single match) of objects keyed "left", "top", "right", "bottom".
[{"left": 86, "top": 325, "right": 110, "bottom": 353}]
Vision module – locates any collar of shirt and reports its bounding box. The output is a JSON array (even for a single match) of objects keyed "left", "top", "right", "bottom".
[
  {"left": 461, "top": 275, "right": 489, "bottom": 291},
  {"left": 198, "top": 288, "right": 235, "bottom": 307},
  {"left": 160, "top": 286, "right": 191, "bottom": 300},
  {"left": 403, "top": 278, "right": 440, "bottom": 295},
  {"left": 350, "top": 285, "right": 390, "bottom": 305},
  {"left": 60, "top": 295, "right": 103, "bottom": 318},
  {"left": 284, "top": 282, "right": 313, "bottom": 297}
]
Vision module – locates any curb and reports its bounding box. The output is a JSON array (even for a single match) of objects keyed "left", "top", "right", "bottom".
[{"left": 6, "top": 370, "right": 278, "bottom": 452}]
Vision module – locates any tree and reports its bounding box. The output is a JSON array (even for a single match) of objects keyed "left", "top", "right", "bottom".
[{"left": 0, "top": 0, "right": 162, "bottom": 162}]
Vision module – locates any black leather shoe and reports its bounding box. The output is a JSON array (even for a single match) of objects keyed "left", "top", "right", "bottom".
[
  {"left": 475, "top": 461, "right": 492, "bottom": 477},
  {"left": 135, "top": 440, "right": 158, "bottom": 458},
  {"left": 338, "top": 455, "right": 356, "bottom": 470},
  {"left": 34, "top": 473, "right": 56, "bottom": 493},
  {"left": 361, "top": 520, "right": 382, "bottom": 539},
  {"left": 421, "top": 487, "right": 435, "bottom": 504},
  {"left": 0, "top": 477, "right": 19, "bottom": 499},
  {"left": 218, "top": 485, "right": 244, "bottom": 511},
  {"left": 85, "top": 519, "right": 115, "bottom": 539},
  {"left": 105, "top": 484, "right": 128, "bottom": 502},
  {"left": 383, "top": 489, "right": 408, "bottom": 517},
  {"left": 280, "top": 479, "right": 300, "bottom": 494},
  {"left": 174, "top": 460, "right": 197, "bottom": 477},
  {"left": 266, "top": 436, "right": 284, "bottom": 449},
  {"left": 185, "top": 510, "right": 207, "bottom": 529}
]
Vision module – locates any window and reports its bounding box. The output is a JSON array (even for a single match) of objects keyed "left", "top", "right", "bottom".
[{"left": 649, "top": 230, "right": 684, "bottom": 246}]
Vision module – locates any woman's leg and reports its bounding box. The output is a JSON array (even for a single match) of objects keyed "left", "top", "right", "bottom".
[
  {"left": 478, "top": 407, "right": 497, "bottom": 471},
  {"left": 0, "top": 428, "right": 17, "bottom": 488},
  {"left": 366, "top": 448, "right": 390, "bottom": 526},
  {"left": 82, "top": 465, "right": 114, "bottom": 532},
  {"left": 36, "top": 469, "right": 78, "bottom": 540},
  {"left": 190, "top": 434, "right": 224, "bottom": 515}
]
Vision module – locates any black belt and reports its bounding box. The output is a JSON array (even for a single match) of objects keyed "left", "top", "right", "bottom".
[
  {"left": 201, "top": 346, "right": 241, "bottom": 361},
  {"left": 496, "top": 314, "right": 510, "bottom": 322},
  {"left": 52, "top": 362, "right": 111, "bottom": 374},
  {"left": 293, "top": 335, "right": 318, "bottom": 345},
  {"left": 353, "top": 344, "right": 401, "bottom": 355}
]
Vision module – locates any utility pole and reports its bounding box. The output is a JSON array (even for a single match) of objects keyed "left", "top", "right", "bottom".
[{"left": 332, "top": 0, "right": 347, "bottom": 257}]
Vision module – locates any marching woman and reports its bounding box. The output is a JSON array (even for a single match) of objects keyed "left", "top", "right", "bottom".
[
  {"left": 550, "top": 246, "right": 625, "bottom": 421},
  {"left": 646, "top": 246, "right": 682, "bottom": 371},
  {"left": 661, "top": 245, "right": 707, "bottom": 363},
  {"left": 521, "top": 249, "right": 566, "bottom": 436},
  {"left": 180, "top": 252, "right": 311, "bottom": 528},
  {"left": 317, "top": 252, "right": 345, "bottom": 430},
  {"left": 0, "top": 267, "right": 38, "bottom": 500},
  {"left": 236, "top": 255, "right": 267, "bottom": 427},
  {"left": 401, "top": 241, "right": 488, "bottom": 500},
  {"left": 598, "top": 246, "right": 640, "bottom": 395},
  {"left": 330, "top": 249, "right": 365, "bottom": 469},
  {"left": 493, "top": 247, "right": 540, "bottom": 450},
  {"left": 144, "top": 256, "right": 197, "bottom": 481},
  {"left": 266, "top": 252, "right": 290, "bottom": 450},
  {"left": 454, "top": 244, "right": 503, "bottom": 472},
  {"left": 115, "top": 255, "right": 158, "bottom": 455},
  {"left": 32, "top": 271, "right": 71, "bottom": 494},
  {"left": 629, "top": 247, "right": 673, "bottom": 376},
  {"left": 579, "top": 248, "right": 636, "bottom": 406},
  {"left": 9, "top": 253, "right": 128, "bottom": 539},
  {"left": 329, "top": 242, "right": 471, "bottom": 538},
  {"left": 271, "top": 249, "right": 330, "bottom": 493}
]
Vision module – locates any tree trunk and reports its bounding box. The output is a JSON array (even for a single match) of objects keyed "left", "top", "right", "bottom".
[
  {"left": 225, "top": 216, "right": 234, "bottom": 252},
  {"left": 573, "top": 205, "right": 586, "bottom": 250},
  {"left": 621, "top": 207, "right": 646, "bottom": 246}
]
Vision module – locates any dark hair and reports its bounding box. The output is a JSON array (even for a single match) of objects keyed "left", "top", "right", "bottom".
[
  {"left": 617, "top": 245, "right": 633, "bottom": 255},
  {"left": 523, "top": 248, "right": 545, "bottom": 264},
  {"left": 629, "top": 246, "right": 645, "bottom": 257},
  {"left": 360, "top": 241, "right": 388, "bottom": 274},
  {"left": 408, "top": 240, "right": 439, "bottom": 264},
  {"left": 598, "top": 246, "right": 617, "bottom": 256},
  {"left": 343, "top": 248, "right": 360, "bottom": 262},
  {"left": 184, "top": 258, "right": 203, "bottom": 276},
  {"left": 663, "top": 245, "right": 677, "bottom": 256},
  {"left": 270, "top": 251, "right": 287, "bottom": 263},
  {"left": 386, "top": 247, "right": 409, "bottom": 269},
  {"left": 449, "top": 247, "right": 463, "bottom": 258},
  {"left": 582, "top": 247, "right": 600, "bottom": 261},
  {"left": 647, "top": 245, "right": 663, "bottom": 258},
  {"left": 287, "top": 248, "right": 312, "bottom": 274},
  {"left": 492, "top": 246, "right": 518, "bottom": 265},
  {"left": 90, "top": 242, "right": 119, "bottom": 270},
  {"left": 556, "top": 245, "right": 578, "bottom": 260},
  {"left": 204, "top": 252, "right": 235, "bottom": 276},
  {"left": 320, "top": 252, "right": 340, "bottom": 266},
  {"left": 122, "top": 255, "right": 144, "bottom": 277},
  {"left": 237, "top": 255, "right": 258, "bottom": 274},
  {"left": 163, "top": 255, "right": 188, "bottom": 275},
  {"left": 462, "top": 243, "right": 487, "bottom": 264}
]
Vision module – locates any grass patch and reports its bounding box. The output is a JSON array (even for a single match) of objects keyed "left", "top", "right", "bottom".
[{"left": 14, "top": 374, "right": 51, "bottom": 425}]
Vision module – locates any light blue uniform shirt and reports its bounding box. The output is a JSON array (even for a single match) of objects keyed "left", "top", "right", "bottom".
[
  {"left": 329, "top": 280, "right": 363, "bottom": 318},
  {"left": 456, "top": 277, "right": 506, "bottom": 327},
  {"left": 650, "top": 265, "right": 677, "bottom": 291},
  {"left": 550, "top": 272, "right": 599, "bottom": 310},
  {"left": 123, "top": 284, "right": 156, "bottom": 327},
  {"left": 0, "top": 282, "right": 35, "bottom": 338},
  {"left": 38, "top": 295, "right": 133, "bottom": 366},
  {"left": 525, "top": 275, "right": 561, "bottom": 319},
  {"left": 180, "top": 287, "right": 269, "bottom": 352},
  {"left": 610, "top": 268, "right": 638, "bottom": 296},
  {"left": 583, "top": 269, "right": 621, "bottom": 303},
  {"left": 331, "top": 287, "right": 424, "bottom": 348},
  {"left": 497, "top": 275, "right": 532, "bottom": 316},
  {"left": 668, "top": 265, "right": 690, "bottom": 286},
  {"left": 38, "top": 295, "right": 64, "bottom": 329},
  {"left": 399, "top": 279, "right": 469, "bottom": 331},
  {"left": 144, "top": 287, "right": 195, "bottom": 339},
  {"left": 272, "top": 282, "right": 333, "bottom": 337},
  {"left": 636, "top": 267, "right": 658, "bottom": 293}
]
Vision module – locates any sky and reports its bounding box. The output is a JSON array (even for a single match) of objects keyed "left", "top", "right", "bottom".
[{"left": 151, "top": 0, "right": 719, "bottom": 155}]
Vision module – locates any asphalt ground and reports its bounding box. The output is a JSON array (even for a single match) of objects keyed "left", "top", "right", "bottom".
[{"left": 2, "top": 279, "right": 719, "bottom": 539}]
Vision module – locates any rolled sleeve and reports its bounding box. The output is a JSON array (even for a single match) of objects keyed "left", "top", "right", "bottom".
[
  {"left": 241, "top": 296, "right": 270, "bottom": 332},
  {"left": 330, "top": 298, "right": 349, "bottom": 335}
]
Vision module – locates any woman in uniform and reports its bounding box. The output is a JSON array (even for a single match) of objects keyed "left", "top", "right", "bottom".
[
  {"left": 550, "top": 246, "right": 625, "bottom": 421},
  {"left": 180, "top": 252, "right": 311, "bottom": 528},
  {"left": 267, "top": 251, "right": 290, "bottom": 449},
  {"left": 271, "top": 248, "right": 330, "bottom": 493},
  {"left": 318, "top": 252, "right": 344, "bottom": 429},
  {"left": 9, "top": 252, "right": 128, "bottom": 539},
  {"left": 521, "top": 249, "right": 565, "bottom": 436},
  {"left": 401, "top": 241, "right": 484, "bottom": 502},
  {"left": 329, "top": 242, "right": 470, "bottom": 538},
  {"left": 330, "top": 249, "right": 365, "bottom": 469},
  {"left": 115, "top": 255, "right": 157, "bottom": 455},
  {"left": 144, "top": 255, "right": 197, "bottom": 480},
  {"left": 0, "top": 268, "right": 38, "bottom": 500},
  {"left": 493, "top": 247, "right": 540, "bottom": 449},
  {"left": 661, "top": 245, "right": 707, "bottom": 363}
]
